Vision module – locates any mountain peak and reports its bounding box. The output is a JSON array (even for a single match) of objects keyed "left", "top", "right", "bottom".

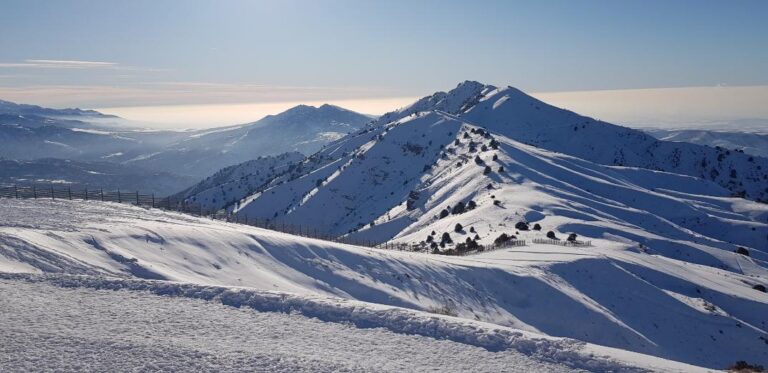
[
  {"left": 267, "top": 103, "right": 365, "bottom": 121},
  {"left": 283, "top": 104, "right": 317, "bottom": 113},
  {"left": 452, "top": 80, "right": 492, "bottom": 93}
]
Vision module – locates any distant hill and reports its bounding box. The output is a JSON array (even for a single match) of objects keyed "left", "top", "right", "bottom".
[
  {"left": 0, "top": 99, "right": 117, "bottom": 118},
  {"left": 127, "top": 104, "right": 372, "bottom": 178},
  {"left": 0, "top": 100, "right": 371, "bottom": 189}
]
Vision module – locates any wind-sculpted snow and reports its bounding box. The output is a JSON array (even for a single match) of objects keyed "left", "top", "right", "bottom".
[
  {"left": 234, "top": 110, "right": 767, "bottom": 270},
  {"left": 1, "top": 274, "right": 705, "bottom": 372},
  {"left": 458, "top": 84, "right": 768, "bottom": 202},
  {"left": 1, "top": 199, "right": 766, "bottom": 368},
  {"left": 1, "top": 276, "right": 583, "bottom": 373}
]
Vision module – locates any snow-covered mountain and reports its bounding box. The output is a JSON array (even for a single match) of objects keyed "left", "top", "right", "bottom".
[
  {"left": 229, "top": 81, "right": 767, "bottom": 264},
  {"left": 0, "top": 158, "right": 196, "bottom": 196},
  {"left": 125, "top": 104, "right": 371, "bottom": 178},
  {"left": 646, "top": 128, "right": 768, "bottom": 158},
  {"left": 234, "top": 110, "right": 766, "bottom": 257},
  {"left": 0, "top": 199, "right": 764, "bottom": 370},
  {"left": 173, "top": 152, "right": 305, "bottom": 212}
]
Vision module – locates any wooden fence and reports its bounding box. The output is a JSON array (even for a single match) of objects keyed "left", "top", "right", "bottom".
[
  {"left": 0, "top": 184, "right": 205, "bottom": 215},
  {"left": 0, "top": 183, "right": 378, "bottom": 248},
  {"left": 1, "top": 183, "right": 590, "bottom": 254},
  {"left": 532, "top": 238, "right": 593, "bottom": 247}
]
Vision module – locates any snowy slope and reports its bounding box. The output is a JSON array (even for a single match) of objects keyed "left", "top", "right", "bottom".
[
  {"left": 173, "top": 152, "right": 305, "bottom": 212},
  {"left": 452, "top": 83, "right": 768, "bottom": 202},
  {"left": 352, "top": 82, "right": 768, "bottom": 202},
  {"left": 0, "top": 275, "right": 705, "bottom": 372},
  {"left": 646, "top": 128, "right": 768, "bottom": 158},
  {"left": 1, "top": 199, "right": 766, "bottom": 369},
  {"left": 233, "top": 111, "right": 767, "bottom": 267}
]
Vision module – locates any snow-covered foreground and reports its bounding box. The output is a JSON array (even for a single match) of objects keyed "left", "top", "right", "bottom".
[
  {"left": 1, "top": 275, "right": 704, "bottom": 372},
  {"left": 1, "top": 199, "right": 766, "bottom": 370}
]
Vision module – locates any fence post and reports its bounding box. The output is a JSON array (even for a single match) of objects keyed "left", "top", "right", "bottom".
[{"left": 117, "top": 190, "right": 121, "bottom": 203}]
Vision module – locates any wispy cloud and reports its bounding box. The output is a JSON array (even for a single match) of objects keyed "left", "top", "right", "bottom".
[
  {"left": 0, "top": 82, "right": 406, "bottom": 108},
  {"left": 0, "top": 59, "right": 166, "bottom": 72},
  {"left": 0, "top": 59, "right": 117, "bottom": 69}
]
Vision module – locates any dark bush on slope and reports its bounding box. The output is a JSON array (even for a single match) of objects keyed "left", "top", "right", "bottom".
[
  {"left": 494, "top": 233, "right": 512, "bottom": 245},
  {"left": 729, "top": 360, "right": 764, "bottom": 372},
  {"left": 441, "top": 232, "right": 453, "bottom": 244},
  {"left": 452, "top": 202, "right": 466, "bottom": 215}
]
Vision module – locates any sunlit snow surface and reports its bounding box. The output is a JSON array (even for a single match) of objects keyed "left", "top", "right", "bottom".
[
  {"left": 1, "top": 199, "right": 766, "bottom": 370},
  {"left": 1, "top": 279, "right": 576, "bottom": 372}
]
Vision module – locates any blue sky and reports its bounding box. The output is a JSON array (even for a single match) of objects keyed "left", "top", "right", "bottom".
[{"left": 0, "top": 0, "right": 767, "bottom": 126}]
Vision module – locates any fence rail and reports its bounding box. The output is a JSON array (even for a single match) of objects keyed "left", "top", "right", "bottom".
[
  {"left": 1, "top": 183, "right": 592, "bottom": 254},
  {"left": 0, "top": 183, "right": 379, "bottom": 248},
  {"left": 0, "top": 184, "right": 202, "bottom": 213},
  {"left": 532, "top": 238, "right": 592, "bottom": 247}
]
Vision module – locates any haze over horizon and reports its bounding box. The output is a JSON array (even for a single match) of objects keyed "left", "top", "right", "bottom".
[{"left": 1, "top": 0, "right": 767, "bottom": 129}]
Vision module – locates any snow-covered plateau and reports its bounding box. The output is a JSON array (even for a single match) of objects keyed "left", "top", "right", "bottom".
[{"left": 0, "top": 198, "right": 765, "bottom": 371}]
